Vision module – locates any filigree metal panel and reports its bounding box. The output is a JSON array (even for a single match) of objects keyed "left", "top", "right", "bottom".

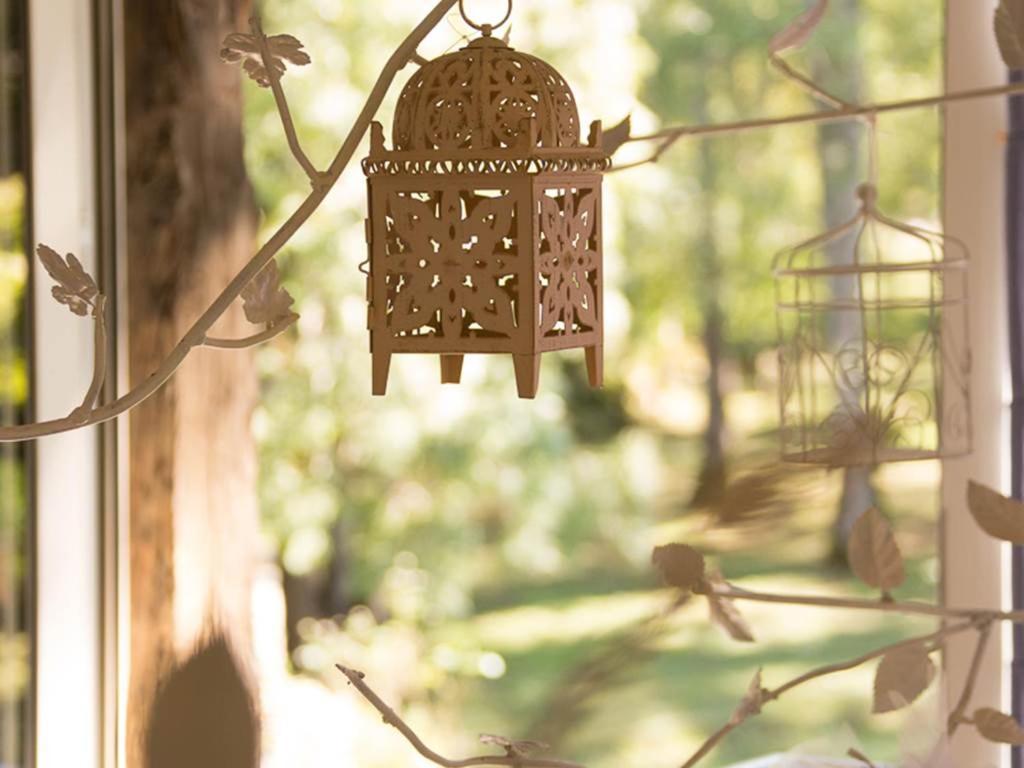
[
  {"left": 536, "top": 186, "right": 600, "bottom": 339},
  {"left": 382, "top": 188, "right": 521, "bottom": 340}
]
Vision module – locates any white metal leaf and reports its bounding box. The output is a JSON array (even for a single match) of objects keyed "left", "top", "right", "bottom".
[
  {"left": 705, "top": 572, "right": 755, "bottom": 643},
  {"left": 847, "top": 507, "right": 905, "bottom": 593},
  {"left": 768, "top": 0, "right": 829, "bottom": 54},
  {"left": 603, "top": 115, "right": 632, "bottom": 156},
  {"left": 37, "top": 244, "right": 100, "bottom": 317},
  {"left": 967, "top": 480, "right": 1024, "bottom": 544},
  {"left": 847, "top": 749, "right": 878, "bottom": 768},
  {"left": 220, "top": 32, "right": 311, "bottom": 87},
  {"left": 730, "top": 669, "right": 765, "bottom": 725},
  {"left": 974, "top": 707, "right": 1024, "bottom": 745},
  {"left": 996, "top": 0, "right": 1024, "bottom": 69},
  {"left": 651, "top": 544, "right": 706, "bottom": 592},
  {"left": 479, "top": 734, "right": 548, "bottom": 756},
  {"left": 241, "top": 261, "right": 296, "bottom": 326},
  {"left": 872, "top": 643, "right": 936, "bottom": 714}
]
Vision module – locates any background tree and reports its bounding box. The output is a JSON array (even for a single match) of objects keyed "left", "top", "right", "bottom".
[
  {"left": 809, "top": 0, "right": 878, "bottom": 561},
  {"left": 125, "top": 1, "right": 261, "bottom": 763}
]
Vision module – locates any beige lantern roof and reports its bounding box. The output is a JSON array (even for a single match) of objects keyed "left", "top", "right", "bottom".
[{"left": 391, "top": 35, "right": 582, "bottom": 153}]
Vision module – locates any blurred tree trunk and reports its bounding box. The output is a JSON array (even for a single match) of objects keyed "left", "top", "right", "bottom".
[
  {"left": 813, "top": 0, "right": 877, "bottom": 563},
  {"left": 691, "top": 94, "right": 727, "bottom": 507},
  {"left": 124, "top": 1, "right": 259, "bottom": 765}
]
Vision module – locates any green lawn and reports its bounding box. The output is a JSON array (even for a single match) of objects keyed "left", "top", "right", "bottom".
[{"left": 422, "top": 459, "right": 942, "bottom": 768}]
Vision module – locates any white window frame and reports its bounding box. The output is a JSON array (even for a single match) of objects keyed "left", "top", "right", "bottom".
[
  {"left": 942, "top": 0, "right": 1012, "bottom": 765},
  {"left": 27, "top": 0, "right": 121, "bottom": 765}
]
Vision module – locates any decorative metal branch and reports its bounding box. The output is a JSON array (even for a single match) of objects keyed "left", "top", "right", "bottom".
[
  {"left": 611, "top": 79, "right": 1024, "bottom": 173},
  {"left": 947, "top": 619, "right": 995, "bottom": 737},
  {"left": 335, "top": 664, "right": 585, "bottom": 768},
  {"left": 201, "top": 315, "right": 297, "bottom": 350},
  {"left": 222, "top": 11, "right": 325, "bottom": 186},
  {"left": 0, "top": 0, "right": 461, "bottom": 443},
  {"left": 338, "top": 482, "right": 1024, "bottom": 766},
  {"left": 679, "top": 621, "right": 974, "bottom": 768},
  {"left": 609, "top": 0, "right": 1024, "bottom": 172}
]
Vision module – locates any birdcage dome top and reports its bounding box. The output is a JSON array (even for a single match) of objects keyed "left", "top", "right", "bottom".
[{"left": 392, "top": 35, "right": 582, "bottom": 152}]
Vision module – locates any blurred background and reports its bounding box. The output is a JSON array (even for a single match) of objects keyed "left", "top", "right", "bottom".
[
  {"left": 242, "top": 0, "right": 945, "bottom": 765},
  {"left": 0, "top": 0, "right": 950, "bottom": 765}
]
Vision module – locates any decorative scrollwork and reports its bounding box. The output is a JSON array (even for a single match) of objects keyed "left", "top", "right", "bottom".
[
  {"left": 362, "top": 155, "right": 610, "bottom": 176},
  {"left": 393, "top": 36, "right": 581, "bottom": 152},
  {"left": 537, "top": 187, "right": 600, "bottom": 338},
  {"left": 381, "top": 189, "right": 520, "bottom": 339}
]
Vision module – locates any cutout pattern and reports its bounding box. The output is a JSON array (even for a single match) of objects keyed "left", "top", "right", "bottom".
[
  {"left": 537, "top": 187, "right": 600, "bottom": 338},
  {"left": 393, "top": 40, "right": 581, "bottom": 152},
  {"left": 382, "top": 188, "right": 520, "bottom": 339}
]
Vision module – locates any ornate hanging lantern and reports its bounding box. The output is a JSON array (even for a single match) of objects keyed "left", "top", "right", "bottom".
[
  {"left": 361, "top": 2, "right": 609, "bottom": 398},
  {"left": 774, "top": 184, "right": 971, "bottom": 466}
]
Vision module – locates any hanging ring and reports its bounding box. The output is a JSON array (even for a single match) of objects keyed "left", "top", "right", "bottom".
[{"left": 458, "top": 0, "right": 513, "bottom": 36}]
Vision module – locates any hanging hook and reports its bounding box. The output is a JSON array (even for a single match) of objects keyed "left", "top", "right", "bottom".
[
  {"left": 458, "top": 0, "right": 513, "bottom": 36},
  {"left": 860, "top": 109, "right": 880, "bottom": 192}
]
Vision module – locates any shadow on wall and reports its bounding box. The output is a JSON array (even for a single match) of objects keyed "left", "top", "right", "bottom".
[{"left": 144, "top": 636, "right": 260, "bottom": 768}]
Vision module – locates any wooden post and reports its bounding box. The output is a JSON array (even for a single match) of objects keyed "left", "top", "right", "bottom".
[
  {"left": 124, "top": 1, "right": 259, "bottom": 764},
  {"left": 942, "top": 0, "right": 1007, "bottom": 765}
]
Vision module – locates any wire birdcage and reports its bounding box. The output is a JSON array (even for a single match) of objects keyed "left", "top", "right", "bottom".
[{"left": 774, "top": 184, "right": 971, "bottom": 466}]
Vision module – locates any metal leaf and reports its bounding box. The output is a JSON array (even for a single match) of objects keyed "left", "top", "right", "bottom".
[
  {"left": 872, "top": 643, "right": 936, "bottom": 714},
  {"left": 479, "top": 733, "right": 548, "bottom": 756},
  {"left": 974, "top": 707, "right": 1024, "bottom": 745},
  {"left": 705, "top": 571, "right": 755, "bottom": 643},
  {"left": 241, "top": 261, "right": 295, "bottom": 326},
  {"left": 996, "top": 0, "right": 1024, "bottom": 69},
  {"left": 220, "top": 32, "right": 311, "bottom": 88},
  {"left": 847, "top": 507, "right": 905, "bottom": 593},
  {"left": 37, "top": 244, "right": 100, "bottom": 317},
  {"left": 847, "top": 749, "right": 878, "bottom": 768},
  {"left": 603, "top": 115, "right": 632, "bottom": 156},
  {"left": 651, "top": 544, "right": 705, "bottom": 592},
  {"left": 967, "top": 480, "right": 1024, "bottom": 544},
  {"left": 729, "top": 669, "right": 765, "bottom": 725},
  {"left": 768, "top": 0, "right": 828, "bottom": 54}
]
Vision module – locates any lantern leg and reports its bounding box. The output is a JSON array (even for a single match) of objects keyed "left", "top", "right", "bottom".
[
  {"left": 585, "top": 344, "right": 603, "bottom": 388},
  {"left": 513, "top": 354, "right": 541, "bottom": 399},
  {"left": 372, "top": 350, "right": 392, "bottom": 396},
  {"left": 440, "top": 354, "right": 464, "bottom": 384}
]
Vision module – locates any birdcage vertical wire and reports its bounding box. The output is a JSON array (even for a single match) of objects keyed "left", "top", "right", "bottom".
[{"left": 774, "top": 185, "right": 971, "bottom": 466}]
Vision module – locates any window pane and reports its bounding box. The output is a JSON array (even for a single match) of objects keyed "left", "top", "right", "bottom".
[{"left": 0, "top": 0, "right": 30, "bottom": 763}]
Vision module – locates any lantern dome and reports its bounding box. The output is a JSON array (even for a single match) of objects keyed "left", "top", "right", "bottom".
[{"left": 392, "top": 35, "right": 582, "bottom": 152}]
